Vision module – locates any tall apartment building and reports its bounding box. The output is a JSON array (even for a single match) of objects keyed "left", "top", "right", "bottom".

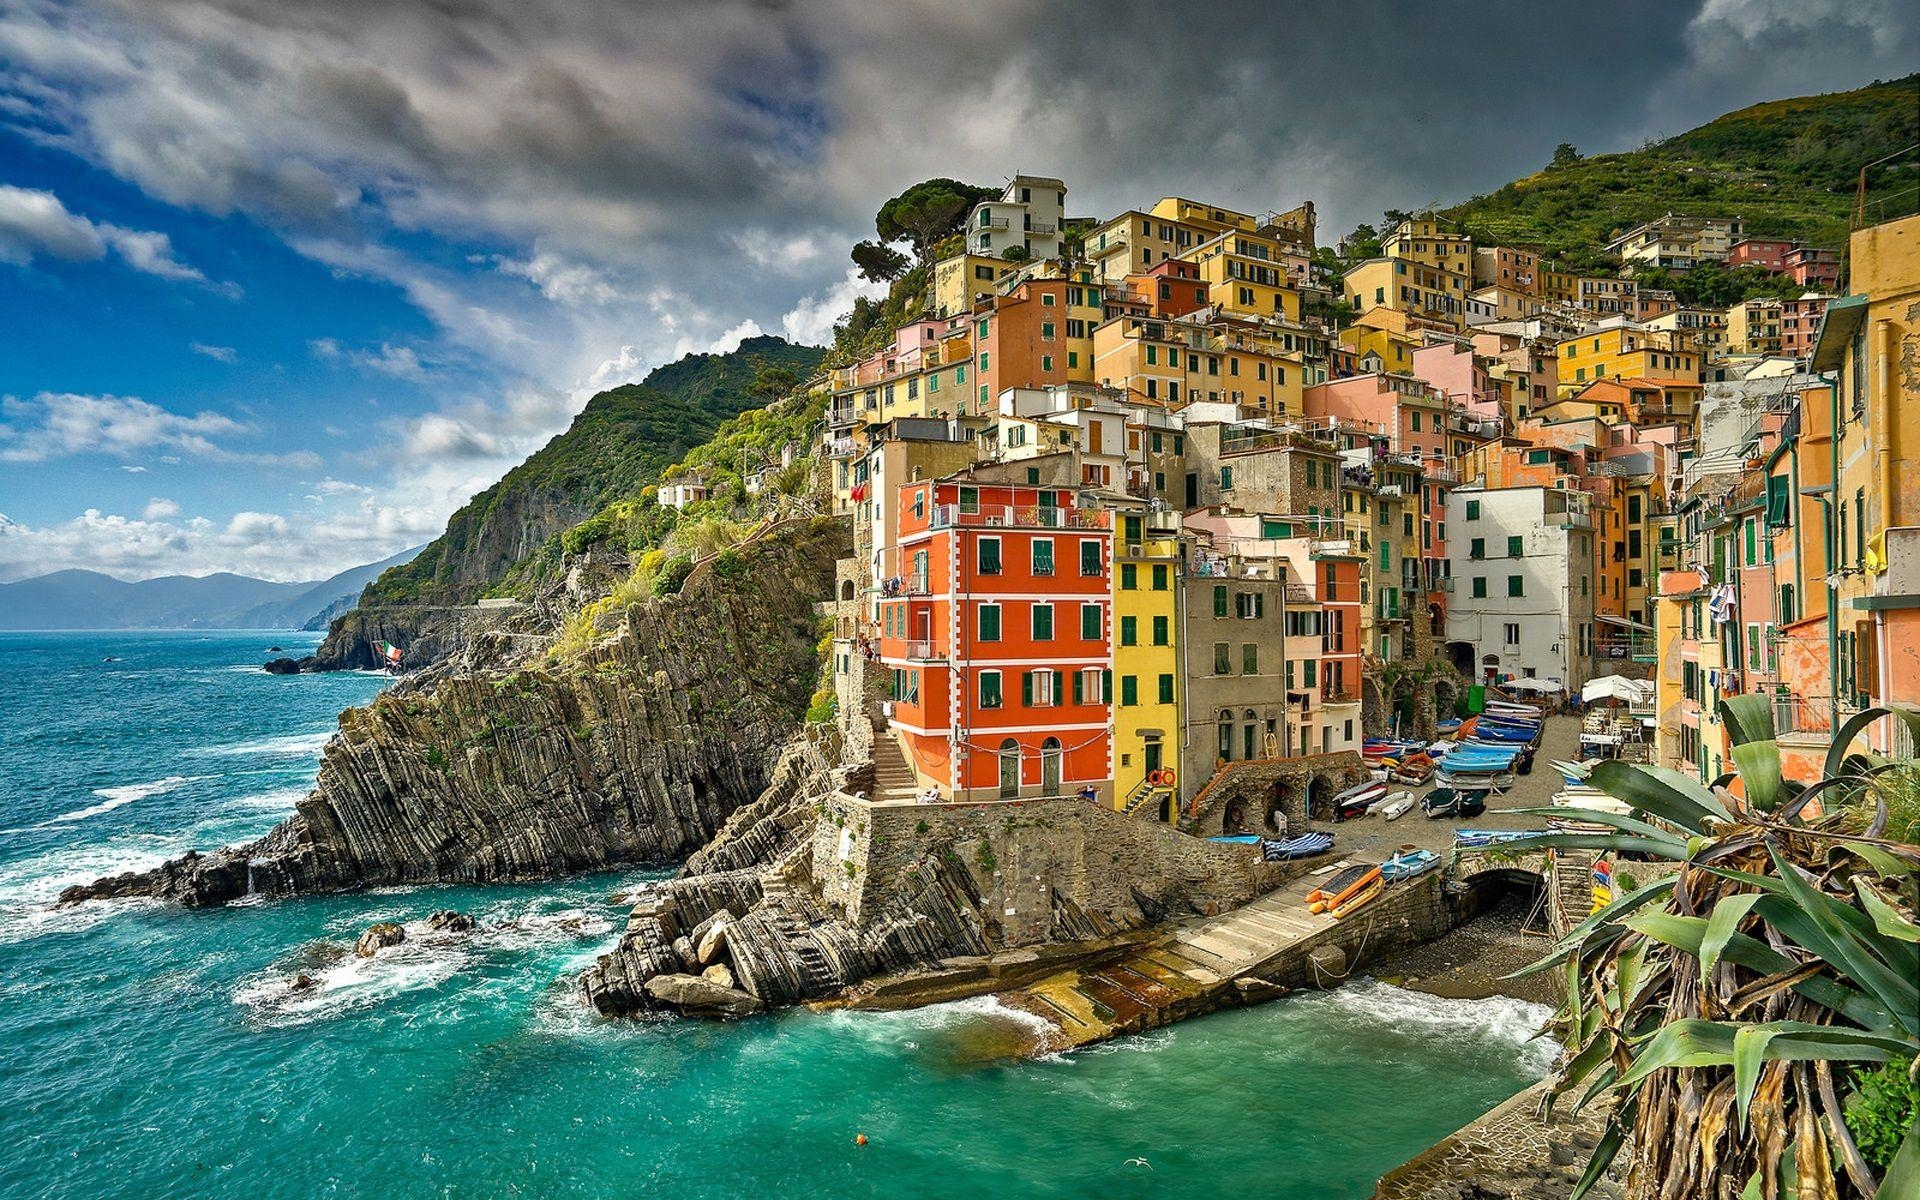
[
  {"left": 1444, "top": 483, "right": 1599, "bottom": 690},
  {"left": 965, "top": 175, "right": 1068, "bottom": 262}
]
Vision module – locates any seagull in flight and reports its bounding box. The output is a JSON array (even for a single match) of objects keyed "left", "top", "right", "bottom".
[{"left": 1123, "top": 1158, "right": 1152, "bottom": 1169}]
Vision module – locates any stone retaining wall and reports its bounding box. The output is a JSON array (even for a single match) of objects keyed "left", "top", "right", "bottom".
[{"left": 813, "top": 792, "right": 1290, "bottom": 944}]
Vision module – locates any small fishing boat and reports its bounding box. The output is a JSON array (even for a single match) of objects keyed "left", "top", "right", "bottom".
[
  {"left": 1421, "top": 787, "right": 1489, "bottom": 819},
  {"left": 1261, "top": 831, "right": 1335, "bottom": 861},
  {"left": 1307, "top": 863, "right": 1379, "bottom": 913},
  {"left": 1331, "top": 874, "right": 1385, "bottom": 919},
  {"left": 1377, "top": 791, "right": 1416, "bottom": 820},
  {"left": 1207, "top": 834, "right": 1263, "bottom": 844},
  {"left": 1332, "top": 780, "right": 1387, "bottom": 820},
  {"left": 1380, "top": 848, "right": 1440, "bottom": 881},
  {"left": 1453, "top": 829, "right": 1547, "bottom": 849}
]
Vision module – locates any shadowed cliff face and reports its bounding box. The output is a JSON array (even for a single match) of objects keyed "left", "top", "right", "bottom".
[{"left": 64, "top": 518, "right": 850, "bottom": 907}]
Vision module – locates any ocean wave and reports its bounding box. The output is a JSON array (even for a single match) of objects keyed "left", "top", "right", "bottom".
[
  {"left": 189, "top": 730, "right": 334, "bottom": 758},
  {"left": 233, "top": 938, "right": 470, "bottom": 1026},
  {"left": 0, "top": 843, "right": 177, "bottom": 944},
  {"left": 1302, "top": 979, "right": 1559, "bottom": 1073},
  {"left": 40, "top": 774, "right": 209, "bottom": 826}
]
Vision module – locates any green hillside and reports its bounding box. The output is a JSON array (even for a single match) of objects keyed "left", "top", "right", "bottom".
[
  {"left": 360, "top": 335, "right": 823, "bottom": 607},
  {"left": 1444, "top": 74, "right": 1919, "bottom": 264}
]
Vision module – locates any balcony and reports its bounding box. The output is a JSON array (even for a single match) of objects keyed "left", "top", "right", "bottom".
[
  {"left": 931, "top": 504, "right": 1111, "bottom": 530},
  {"left": 1545, "top": 509, "right": 1594, "bottom": 530},
  {"left": 825, "top": 436, "right": 860, "bottom": 459},
  {"left": 977, "top": 217, "right": 1011, "bottom": 231},
  {"left": 904, "top": 640, "right": 944, "bottom": 663}
]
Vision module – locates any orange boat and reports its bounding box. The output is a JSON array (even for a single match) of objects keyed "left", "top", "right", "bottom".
[
  {"left": 1332, "top": 876, "right": 1385, "bottom": 920},
  {"left": 1307, "top": 864, "right": 1381, "bottom": 914}
]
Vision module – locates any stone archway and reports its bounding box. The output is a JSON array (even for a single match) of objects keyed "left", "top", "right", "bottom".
[
  {"left": 840, "top": 579, "right": 856, "bottom": 601},
  {"left": 1432, "top": 677, "right": 1460, "bottom": 722},
  {"left": 1361, "top": 678, "right": 1388, "bottom": 736},
  {"left": 1389, "top": 677, "right": 1419, "bottom": 736}
]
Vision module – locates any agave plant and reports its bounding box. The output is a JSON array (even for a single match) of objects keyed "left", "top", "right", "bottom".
[{"left": 1510, "top": 696, "right": 1920, "bottom": 1199}]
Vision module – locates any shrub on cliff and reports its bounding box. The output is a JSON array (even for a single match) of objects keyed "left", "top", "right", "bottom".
[
  {"left": 1513, "top": 696, "right": 1920, "bottom": 1199},
  {"left": 652, "top": 555, "right": 693, "bottom": 597}
]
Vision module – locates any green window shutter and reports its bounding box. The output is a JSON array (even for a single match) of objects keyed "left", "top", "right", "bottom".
[
  {"left": 1120, "top": 616, "right": 1137, "bottom": 645},
  {"left": 1022, "top": 671, "right": 1034, "bottom": 707},
  {"left": 1214, "top": 643, "right": 1230, "bottom": 674},
  {"left": 1508, "top": 575, "right": 1524, "bottom": 597},
  {"left": 1082, "top": 604, "right": 1101, "bottom": 640},
  {"left": 1152, "top": 615, "right": 1168, "bottom": 645},
  {"left": 1081, "top": 539, "right": 1101, "bottom": 574},
  {"left": 1472, "top": 577, "right": 1487, "bottom": 598},
  {"left": 1242, "top": 643, "right": 1258, "bottom": 674},
  {"left": 1158, "top": 674, "right": 1174, "bottom": 704},
  {"left": 1073, "top": 670, "right": 1085, "bottom": 705},
  {"left": 1103, "top": 669, "right": 1112, "bottom": 702},
  {"left": 1213, "top": 586, "right": 1228, "bottom": 616},
  {"left": 1152, "top": 564, "right": 1168, "bottom": 590},
  {"left": 1033, "top": 540, "right": 1054, "bottom": 574},
  {"left": 1119, "top": 675, "right": 1135, "bottom": 706},
  {"left": 1121, "top": 563, "right": 1137, "bottom": 589},
  {"left": 1466, "top": 500, "right": 1479, "bottom": 520},
  {"left": 1032, "top": 605, "right": 1053, "bottom": 640},
  {"left": 980, "top": 605, "right": 1000, "bottom": 641},
  {"left": 1507, "top": 535, "right": 1523, "bottom": 557},
  {"left": 1304, "top": 659, "right": 1317, "bottom": 686},
  {"left": 979, "top": 539, "right": 1001, "bottom": 574}
]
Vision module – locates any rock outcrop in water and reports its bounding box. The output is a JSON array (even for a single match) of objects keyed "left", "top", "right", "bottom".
[{"left": 62, "top": 517, "right": 849, "bottom": 908}]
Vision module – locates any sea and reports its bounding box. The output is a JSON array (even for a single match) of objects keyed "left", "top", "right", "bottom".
[{"left": 0, "top": 631, "right": 1556, "bottom": 1199}]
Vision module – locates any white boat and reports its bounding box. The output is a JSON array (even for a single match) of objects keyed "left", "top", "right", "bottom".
[{"left": 1378, "top": 791, "right": 1416, "bottom": 820}]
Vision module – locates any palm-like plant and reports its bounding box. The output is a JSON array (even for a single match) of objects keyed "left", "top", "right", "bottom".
[{"left": 1510, "top": 695, "right": 1920, "bottom": 1199}]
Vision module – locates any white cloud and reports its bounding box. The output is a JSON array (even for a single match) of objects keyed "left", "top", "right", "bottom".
[
  {"left": 142, "top": 497, "right": 179, "bottom": 519},
  {"left": 0, "top": 184, "right": 236, "bottom": 293},
  {"left": 309, "top": 337, "right": 428, "bottom": 381},
  {"left": 780, "top": 267, "right": 887, "bottom": 347},
  {"left": 495, "top": 252, "right": 621, "bottom": 306},
  {"left": 581, "top": 344, "right": 645, "bottom": 394},
  {"left": 0, "top": 391, "right": 317, "bottom": 468},
  {"left": 680, "top": 319, "right": 763, "bottom": 359},
  {"left": 189, "top": 342, "right": 237, "bottom": 363}
]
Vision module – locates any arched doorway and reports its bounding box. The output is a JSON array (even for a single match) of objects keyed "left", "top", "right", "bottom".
[
  {"left": 998, "top": 739, "right": 1020, "bottom": 798},
  {"left": 1216, "top": 710, "right": 1234, "bottom": 764},
  {"left": 1040, "top": 736, "right": 1062, "bottom": 795},
  {"left": 1241, "top": 709, "right": 1258, "bottom": 762},
  {"left": 1481, "top": 653, "right": 1500, "bottom": 686},
  {"left": 839, "top": 580, "right": 855, "bottom": 601}
]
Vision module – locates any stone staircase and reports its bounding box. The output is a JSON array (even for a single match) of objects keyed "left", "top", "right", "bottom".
[
  {"left": 868, "top": 718, "right": 920, "bottom": 802},
  {"left": 1549, "top": 849, "right": 1598, "bottom": 935}
]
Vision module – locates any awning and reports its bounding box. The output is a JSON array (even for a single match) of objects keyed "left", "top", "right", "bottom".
[
  {"left": 1810, "top": 293, "right": 1867, "bottom": 373},
  {"left": 1595, "top": 614, "right": 1653, "bottom": 633},
  {"left": 1505, "top": 677, "right": 1563, "bottom": 693}
]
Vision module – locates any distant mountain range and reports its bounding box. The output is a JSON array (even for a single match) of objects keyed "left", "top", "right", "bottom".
[{"left": 0, "top": 545, "right": 425, "bottom": 631}]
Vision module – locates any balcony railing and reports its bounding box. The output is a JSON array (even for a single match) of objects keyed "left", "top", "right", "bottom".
[
  {"left": 1545, "top": 510, "right": 1594, "bottom": 530},
  {"left": 825, "top": 436, "right": 859, "bottom": 459},
  {"left": 904, "top": 640, "right": 942, "bottom": 662},
  {"left": 931, "top": 504, "right": 1111, "bottom": 530},
  {"left": 977, "top": 217, "right": 1011, "bottom": 231}
]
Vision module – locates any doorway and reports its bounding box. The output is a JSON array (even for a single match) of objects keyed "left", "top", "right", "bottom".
[
  {"left": 998, "top": 739, "right": 1020, "bottom": 798},
  {"left": 1041, "top": 736, "right": 1062, "bottom": 795}
]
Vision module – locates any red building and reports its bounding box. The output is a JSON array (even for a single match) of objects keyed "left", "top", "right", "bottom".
[
  {"left": 1726, "top": 237, "right": 1794, "bottom": 274},
  {"left": 1783, "top": 245, "right": 1840, "bottom": 291},
  {"left": 877, "top": 479, "right": 1114, "bottom": 801},
  {"left": 1780, "top": 293, "right": 1831, "bottom": 360}
]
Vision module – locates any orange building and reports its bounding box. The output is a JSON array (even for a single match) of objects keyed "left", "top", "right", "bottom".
[{"left": 877, "top": 479, "right": 1114, "bottom": 801}]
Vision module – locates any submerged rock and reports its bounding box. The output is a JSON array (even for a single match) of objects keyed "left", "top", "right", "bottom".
[
  {"left": 425, "top": 910, "right": 475, "bottom": 934},
  {"left": 262, "top": 657, "right": 302, "bottom": 675},
  {"left": 355, "top": 921, "right": 406, "bottom": 958}
]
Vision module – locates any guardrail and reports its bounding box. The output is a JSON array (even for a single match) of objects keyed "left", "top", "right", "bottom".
[{"left": 931, "top": 504, "right": 1111, "bottom": 530}]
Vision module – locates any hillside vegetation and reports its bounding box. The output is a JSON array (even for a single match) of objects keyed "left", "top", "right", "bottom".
[
  {"left": 1445, "top": 73, "right": 1919, "bottom": 264},
  {"left": 359, "top": 336, "right": 823, "bottom": 608}
]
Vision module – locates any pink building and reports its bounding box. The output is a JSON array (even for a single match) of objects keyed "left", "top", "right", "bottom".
[
  {"left": 1784, "top": 246, "right": 1840, "bottom": 291},
  {"left": 1727, "top": 237, "right": 1795, "bottom": 274},
  {"left": 1410, "top": 340, "right": 1501, "bottom": 422},
  {"left": 1780, "top": 293, "right": 1831, "bottom": 360},
  {"left": 1302, "top": 373, "right": 1448, "bottom": 462}
]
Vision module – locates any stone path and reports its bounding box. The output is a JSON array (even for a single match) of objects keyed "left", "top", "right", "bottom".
[{"left": 998, "top": 865, "right": 1360, "bottom": 1051}]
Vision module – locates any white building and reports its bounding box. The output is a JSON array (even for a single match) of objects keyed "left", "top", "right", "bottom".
[
  {"left": 658, "top": 478, "right": 710, "bottom": 509},
  {"left": 967, "top": 175, "right": 1068, "bottom": 261},
  {"left": 1444, "top": 483, "right": 1597, "bottom": 692}
]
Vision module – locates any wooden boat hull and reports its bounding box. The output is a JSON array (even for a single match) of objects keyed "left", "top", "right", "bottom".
[{"left": 1331, "top": 876, "right": 1385, "bottom": 919}]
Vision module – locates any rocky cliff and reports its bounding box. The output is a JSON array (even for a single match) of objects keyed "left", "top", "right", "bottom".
[{"left": 64, "top": 516, "right": 849, "bottom": 907}]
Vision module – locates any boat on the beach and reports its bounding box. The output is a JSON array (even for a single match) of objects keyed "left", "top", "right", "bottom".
[
  {"left": 1421, "top": 787, "right": 1488, "bottom": 819},
  {"left": 1307, "top": 863, "right": 1379, "bottom": 913},
  {"left": 1207, "top": 834, "right": 1263, "bottom": 844},
  {"left": 1453, "top": 829, "right": 1547, "bottom": 849},
  {"left": 1261, "top": 831, "right": 1335, "bottom": 861},
  {"left": 1380, "top": 848, "right": 1440, "bottom": 881},
  {"left": 1332, "top": 780, "right": 1387, "bottom": 820},
  {"left": 1330, "top": 874, "right": 1385, "bottom": 919},
  {"left": 1377, "top": 790, "right": 1416, "bottom": 820}
]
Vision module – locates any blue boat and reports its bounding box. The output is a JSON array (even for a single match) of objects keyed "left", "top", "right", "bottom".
[
  {"left": 1453, "top": 829, "right": 1547, "bottom": 849},
  {"left": 1381, "top": 848, "right": 1441, "bottom": 881},
  {"left": 1207, "top": 834, "right": 1263, "bottom": 844},
  {"left": 1261, "top": 831, "right": 1336, "bottom": 861}
]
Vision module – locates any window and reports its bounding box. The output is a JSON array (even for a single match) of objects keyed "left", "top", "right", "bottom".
[
  {"left": 1032, "top": 539, "right": 1055, "bottom": 576},
  {"left": 1157, "top": 674, "right": 1175, "bottom": 704},
  {"left": 978, "top": 604, "right": 1001, "bottom": 641},
  {"left": 1302, "top": 660, "right": 1317, "bottom": 687},
  {"left": 1031, "top": 603, "right": 1054, "bottom": 641},
  {"left": 1242, "top": 644, "right": 1259, "bottom": 674},
  {"left": 1152, "top": 615, "right": 1169, "bottom": 646},
  {"left": 1471, "top": 577, "right": 1487, "bottom": 598},
  {"left": 1465, "top": 500, "right": 1480, "bottom": 520},
  {"left": 1120, "top": 563, "right": 1138, "bottom": 590},
  {"left": 1220, "top": 466, "right": 1234, "bottom": 490},
  {"left": 1081, "top": 603, "right": 1103, "bottom": 641},
  {"left": 1023, "top": 669, "right": 1057, "bottom": 707},
  {"left": 1120, "top": 615, "right": 1138, "bottom": 646},
  {"left": 1041, "top": 322, "right": 1055, "bottom": 339},
  {"left": 978, "top": 537, "right": 1002, "bottom": 575},
  {"left": 1507, "top": 535, "right": 1523, "bottom": 558},
  {"left": 1080, "top": 539, "right": 1102, "bottom": 575},
  {"left": 1120, "top": 675, "right": 1139, "bottom": 707},
  {"left": 1152, "top": 563, "right": 1169, "bottom": 590},
  {"left": 1507, "top": 575, "right": 1524, "bottom": 597},
  {"left": 1503, "top": 622, "right": 1520, "bottom": 646},
  {"left": 1469, "top": 537, "right": 1485, "bottom": 559},
  {"left": 979, "top": 671, "right": 1003, "bottom": 709},
  {"left": 1214, "top": 642, "right": 1231, "bottom": 674},
  {"left": 1041, "top": 355, "right": 1053, "bottom": 372},
  {"left": 1213, "top": 586, "right": 1228, "bottom": 617}
]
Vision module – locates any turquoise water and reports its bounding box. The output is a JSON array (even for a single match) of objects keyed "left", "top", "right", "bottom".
[{"left": 0, "top": 632, "right": 1555, "bottom": 1199}]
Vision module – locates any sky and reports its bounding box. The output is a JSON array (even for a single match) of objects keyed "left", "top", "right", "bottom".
[{"left": 1, "top": 0, "right": 1916, "bottom": 583}]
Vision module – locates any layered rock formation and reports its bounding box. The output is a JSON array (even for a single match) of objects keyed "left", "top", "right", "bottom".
[{"left": 63, "top": 517, "right": 849, "bottom": 907}]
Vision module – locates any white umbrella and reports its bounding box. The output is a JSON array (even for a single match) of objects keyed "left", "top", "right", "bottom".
[
  {"left": 1504, "top": 678, "right": 1563, "bottom": 694},
  {"left": 1583, "top": 675, "right": 1654, "bottom": 705}
]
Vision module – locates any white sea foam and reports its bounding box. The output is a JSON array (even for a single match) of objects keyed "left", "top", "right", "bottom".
[
  {"left": 191, "top": 730, "right": 334, "bottom": 758},
  {"left": 233, "top": 939, "right": 469, "bottom": 1026},
  {"left": 0, "top": 842, "right": 177, "bottom": 944},
  {"left": 40, "top": 774, "right": 206, "bottom": 825},
  {"left": 1307, "top": 978, "right": 1559, "bottom": 1073}
]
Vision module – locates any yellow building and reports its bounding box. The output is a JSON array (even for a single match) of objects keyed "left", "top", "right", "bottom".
[
  {"left": 1725, "top": 298, "right": 1783, "bottom": 356},
  {"left": 1340, "top": 320, "right": 1420, "bottom": 374},
  {"left": 1538, "top": 264, "right": 1579, "bottom": 304},
  {"left": 931, "top": 253, "right": 1016, "bottom": 319},
  {"left": 1182, "top": 226, "right": 1302, "bottom": 321},
  {"left": 1557, "top": 321, "right": 1701, "bottom": 392},
  {"left": 1344, "top": 257, "right": 1469, "bottom": 328},
  {"left": 1112, "top": 506, "right": 1183, "bottom": 819},
  {"left": 1089, "top": 313, "right": 1304, "bottom": 415},
  {"left": 1381, "top": 218, "right": 1472, "bottom": 272}
]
